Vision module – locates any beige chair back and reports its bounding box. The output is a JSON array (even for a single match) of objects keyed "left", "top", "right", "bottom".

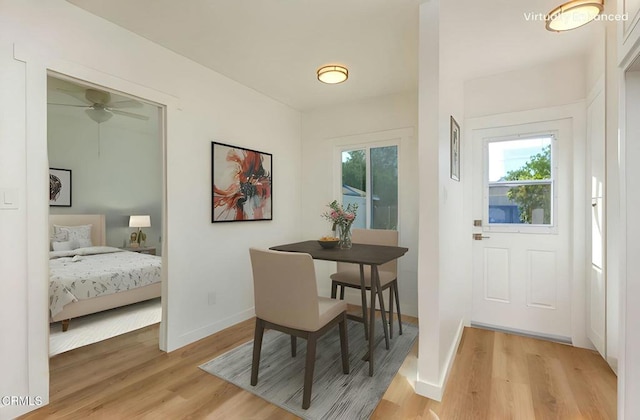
[
  {"left": 249, "top": 248, "right": 320, "bottom": 331},
  {"left": 337, "top": 229, "right": 398, "bottom": 275}
]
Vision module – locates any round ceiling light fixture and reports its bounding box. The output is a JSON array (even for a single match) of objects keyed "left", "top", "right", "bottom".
[
  {"left": 545, "top": 0, "right": 604, "bottom": 32},
  {"left": 317, "top": 65, "right": 348, "bottom": 84}
]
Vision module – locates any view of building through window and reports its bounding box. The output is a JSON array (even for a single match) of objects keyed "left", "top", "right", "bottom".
[{"left": 341, "top": 145, "right": 398, "bottom": 230}]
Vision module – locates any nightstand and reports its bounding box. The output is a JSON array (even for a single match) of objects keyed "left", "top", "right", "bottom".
[{"left": 121, "top": 246, "right": 156, "bottom": 255}]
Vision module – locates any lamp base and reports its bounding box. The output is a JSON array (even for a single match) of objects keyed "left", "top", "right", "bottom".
[{"left": 130, "top": 242, "right": 140, "bottom": 248}]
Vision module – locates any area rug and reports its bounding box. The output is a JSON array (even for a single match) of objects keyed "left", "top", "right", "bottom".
[
  {"left": 49, "top": 298, "right": 161, "bottom": 357},
  {"left": 200, "top": 320, "right": 418, "bottom": 420}
]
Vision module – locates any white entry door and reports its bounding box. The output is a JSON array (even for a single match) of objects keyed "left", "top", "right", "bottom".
[{"left": 471, "top": 119, "right": 573, "bottom": 340}]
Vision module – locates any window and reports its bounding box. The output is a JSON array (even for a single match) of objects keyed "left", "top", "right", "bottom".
[
  {"left": 341, "top": 144, "right": 398, "bottom": 230},
  {"left": 486, "top": 135, "right": 554, "bottom": 227}
]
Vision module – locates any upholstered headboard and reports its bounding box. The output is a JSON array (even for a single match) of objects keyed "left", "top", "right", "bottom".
[{"left": 48, "top": 214, "right": 106, "bottom": 246}]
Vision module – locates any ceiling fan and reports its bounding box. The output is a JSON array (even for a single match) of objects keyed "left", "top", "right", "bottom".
[{"left": 48, "top": 88, "right": 149, "bottom": 123}]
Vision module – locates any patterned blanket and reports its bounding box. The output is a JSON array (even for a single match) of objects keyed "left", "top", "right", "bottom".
[{"left": 49, "top": 246, "right": 161, "bottom": 318}]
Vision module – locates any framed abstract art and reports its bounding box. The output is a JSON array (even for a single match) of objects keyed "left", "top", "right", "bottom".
[
  {"left": 450, "top": 116, "right": 460, "bottom": 181},
  {"left": 211, "top": 142, "right": 272, "bottom": 222},
  {"left": 49, "top": 168, "right": 72, "bottom": 207}
]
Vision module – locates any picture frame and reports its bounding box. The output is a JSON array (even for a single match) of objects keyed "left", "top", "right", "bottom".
[
  {"left": 49, "top": 168, "right": 72, "bottom": 207},
  {"left": 450, "top": 116, "right": 460, "bottom": 181},
  {"left": 211, "top": 141, "right": 272, "bottom": 222}
]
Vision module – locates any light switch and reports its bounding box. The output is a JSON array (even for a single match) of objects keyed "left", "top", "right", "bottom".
[{"left": 0, "top": 188, "right": 18, "bottom": 209}]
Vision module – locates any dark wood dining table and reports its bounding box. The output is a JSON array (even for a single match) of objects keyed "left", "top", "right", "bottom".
[{"left": 269, "top": 240, "right": 409, "bottom": 376}]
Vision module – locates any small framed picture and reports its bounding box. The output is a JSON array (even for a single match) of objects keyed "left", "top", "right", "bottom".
[
  {"left": 450, "top": 116, "right": 460, "bottom": 181},
  {"left": 49, "top": 168, "right": 72, "bottom": 207}
]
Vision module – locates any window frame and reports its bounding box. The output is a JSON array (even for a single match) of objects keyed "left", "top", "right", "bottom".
[
  {"left": 483, "top": 133, "right": 559, "bottom": 234},
  {"left": 335, "top": 139, "right": 400, "bottom": 230}
]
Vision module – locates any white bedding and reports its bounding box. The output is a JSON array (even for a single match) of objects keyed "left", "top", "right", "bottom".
[{"left": 49, "top": 246, "right": 161, "bottom": 318}]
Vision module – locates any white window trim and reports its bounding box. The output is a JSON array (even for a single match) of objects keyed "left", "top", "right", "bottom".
[
  {"left": 330, "top": 128, "right": 410, "bottom": 231},
  {"left": 483, "top": 132, "right": 559, "bottom": 234}
]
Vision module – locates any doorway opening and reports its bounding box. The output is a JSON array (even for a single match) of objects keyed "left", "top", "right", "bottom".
[{"left": 46, "top": 73, "right": 165, "bottom": 355}]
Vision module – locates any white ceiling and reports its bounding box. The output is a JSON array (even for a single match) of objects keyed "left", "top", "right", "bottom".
[{"left": 67, "top": 0, "right": 600, "bottom": 111}]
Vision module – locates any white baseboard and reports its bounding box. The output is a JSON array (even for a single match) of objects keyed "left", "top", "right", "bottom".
[
  {"left": 415, "top": 318, "right": 465, "bottom": 401},
  {"left": 167, "top": 307, "right": 255, "bottom": 352}
]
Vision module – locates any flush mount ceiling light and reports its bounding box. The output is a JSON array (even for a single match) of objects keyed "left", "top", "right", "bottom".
[
  {"left": 545, "top": 0, "right": 604, "bottom": 32},
  {"left": 317, "top": 65, "right": 348, "bottom": 84}
]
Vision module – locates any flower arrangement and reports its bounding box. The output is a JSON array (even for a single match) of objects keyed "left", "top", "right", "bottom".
[{"left": 322, "top": 200, "right": 358, "bottom": 248}]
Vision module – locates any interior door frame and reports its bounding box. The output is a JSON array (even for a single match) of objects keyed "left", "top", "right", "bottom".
[
  {"left": 15, "top": 43, "right": 178, "bottom": 409},
  {"left": 464, "top": 102, "right": 589, "bottom": 348}
]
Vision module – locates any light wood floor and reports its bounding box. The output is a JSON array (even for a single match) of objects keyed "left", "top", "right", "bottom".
[{"left": 22, "top": 312, "right": 616, "bottom": 419}]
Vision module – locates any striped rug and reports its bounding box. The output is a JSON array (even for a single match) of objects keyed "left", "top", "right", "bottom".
[
  {"left": 49, "top": 298, "right": 161, "bottom": 357},
  {"left": 200, "top": 320, "right": 418, "bottom": 420}
]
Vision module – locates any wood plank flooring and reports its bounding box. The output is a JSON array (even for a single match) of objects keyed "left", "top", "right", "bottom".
[{"left": 21, "top": 313, "right": 616, "bottom": 419}]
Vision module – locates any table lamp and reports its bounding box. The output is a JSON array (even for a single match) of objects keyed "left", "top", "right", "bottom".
[{"left": 129, "top": 215, "right": 151, "bottom": 247}]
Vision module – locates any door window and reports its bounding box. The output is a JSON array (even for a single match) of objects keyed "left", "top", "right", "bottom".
[{"left": 485, "top": 135, "right": 555, "bottom": 230}]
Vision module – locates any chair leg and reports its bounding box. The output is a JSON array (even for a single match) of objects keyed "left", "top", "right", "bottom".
[
  {"left": 251, "top": 318, "right": 265, "bottom": 386},
  {"left": 291, "top": 335, "right": 297, "bottom": 357},
  {"left": 331, "top": 281, "right": 338, "bottom": 299},
  {"left": 339, "top": 314, "right": 349, "bottom": 374},
  {"left": 388, "top": 286, "right": 394, "bottom": 339},
  {"left": 302, "top": 333, "right": 318, "bottom": 409},
  {"left": 340, "top": 285, "right": 345, "bottom": 300},
  {"left": 393, "top": 280, "right": 403, "bottom": 335}
]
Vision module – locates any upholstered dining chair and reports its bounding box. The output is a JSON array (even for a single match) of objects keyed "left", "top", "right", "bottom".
[
  {"left": 249, "top": 248, "right": 349, "bottom": 410},
  {"left": 330, "top": 229, "right": 403, "bottom": 338}
]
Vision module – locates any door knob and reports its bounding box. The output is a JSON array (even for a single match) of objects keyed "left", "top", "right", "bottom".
[{"left": 473, "top": 233, "right": 490, "bottom": 241}]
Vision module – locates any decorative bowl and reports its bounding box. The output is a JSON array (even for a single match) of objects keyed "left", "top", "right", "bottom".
[{"left": 318, "top": 237, "right": 340, "bottom": 249}]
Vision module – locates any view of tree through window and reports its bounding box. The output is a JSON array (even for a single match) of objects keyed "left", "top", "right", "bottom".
[
  {"left": 488, "top": 137, "right": 553, "bottom": 225},
  {"left": 341, "top": 145, "right": 398, "bottom": 230}
]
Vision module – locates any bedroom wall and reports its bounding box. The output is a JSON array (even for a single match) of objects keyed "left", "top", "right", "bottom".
[
  {"left": 300, "top": 91, "right": 419, "bottom": 316},
  {"left": 48, "top": 97, "right": 163, "bottom": 252},
  {"left": 0, "top": 1, "right": 301, "bottom": 418}
]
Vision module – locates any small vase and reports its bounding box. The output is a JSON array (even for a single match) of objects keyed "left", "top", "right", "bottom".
[{"left": 337, "top": 223, "right": 352, "bottom": 249}]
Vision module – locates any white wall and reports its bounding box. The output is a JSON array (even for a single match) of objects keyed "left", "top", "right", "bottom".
[
  {"left": 465, "top": 56, "right": 587, "bottom": 118},
  {"left": 48, "top": 97, "right": 163, "bottom": 251},
  {"left": 0, "top": 1, "right": 301, "bottom": 418},
  {"left": 415, "top": 0, "right": 471, "bottom": 400},
  {"left": 300, "top": 92, "right": 419, "bottom": 315}
]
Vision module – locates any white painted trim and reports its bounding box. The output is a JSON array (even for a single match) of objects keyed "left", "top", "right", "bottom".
[
  {"left": 415, "top": 318, "right": 465, "bottom": 401},
  {"left": 14, "top": 41, "right": 176, "bottom": 415}
]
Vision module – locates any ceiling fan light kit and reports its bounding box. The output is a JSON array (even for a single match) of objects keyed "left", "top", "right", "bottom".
[
  {"left": 317, "top": 65, "right": 348, "bottom": 84},
  {"left": 545, "top": 0, "right": 604, "bottom": 32},
  {"left": 85, "top": 107, "right": 113, "bottom": 124}
]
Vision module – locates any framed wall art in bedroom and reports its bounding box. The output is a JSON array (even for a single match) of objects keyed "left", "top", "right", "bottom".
[
  {"left": 211, "top": 142, "right": 272, "bottom": 222},
  {"left": 49, "top": 168, "right": 72, "bottom": 207}
]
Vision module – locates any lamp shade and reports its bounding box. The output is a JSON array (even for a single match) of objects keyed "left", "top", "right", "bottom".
[
  {"left": 317, "top": 65, "right": 348, "bottom": 84},
  {"left": 545, "top": 0, "right": 604, "bottom": 32},
  {"left": 129, "top": 215, "right": 151, "bottom": 228}
]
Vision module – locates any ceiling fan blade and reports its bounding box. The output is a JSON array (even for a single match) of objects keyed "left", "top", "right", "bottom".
[
  {"left": 54, "top": 88, "right": 93, "bottom": 105},
  {"left": 108, "top": 99, "right": 143, "bottom": 109},
  {"left": 48, "top": 103, "right": 90, "bottom": 108},
  {"left": 110, "top": 109, "right": 149, "bottom": 120}
]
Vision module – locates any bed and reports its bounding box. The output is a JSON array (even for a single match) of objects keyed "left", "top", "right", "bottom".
[{"left": 49, "top": 214, "right": 161, "bottom": 331}]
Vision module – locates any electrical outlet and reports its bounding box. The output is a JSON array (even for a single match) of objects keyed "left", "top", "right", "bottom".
[{"left": 208, "top": 292, "right": 217, "bottom": 305}]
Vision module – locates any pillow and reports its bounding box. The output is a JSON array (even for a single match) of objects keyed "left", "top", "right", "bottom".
[
  {"left": 50, "top": 230, "right": 69, "bottom": 251},
  {"left": 52, "top": 240, "right": 77, "bottom": 252},
  {"left": 53, "top": 224, "right": 93, "bottom": 248}
]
